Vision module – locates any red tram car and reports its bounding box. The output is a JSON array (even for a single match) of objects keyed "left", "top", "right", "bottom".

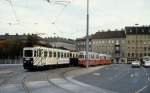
[{"left": 79, "top": 51, "right": 111, "bottom": 66}]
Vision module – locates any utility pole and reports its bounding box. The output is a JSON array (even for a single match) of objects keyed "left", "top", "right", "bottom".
[
  {"left": 135, "top": 24, "right": 139, "bottom": 61},
  {"left": 86, "top": 0, "right": 89, "bottom": 68},
  {"left": 53, "top": 33, "right": 56, "bottom": 48}
]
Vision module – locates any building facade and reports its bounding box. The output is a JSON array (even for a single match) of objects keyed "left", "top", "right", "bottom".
[
  {"left": 92, "top": 31, "right": 126, "bottom": 63},
  {"left": 76, "top": 25, "right": 150, "bottom": 63},
  {"left": 125, "top": 26, "right": 150, "bottom": 62},
  {"left": 76, "top": 37, "right": 92, "bottom": 52}
]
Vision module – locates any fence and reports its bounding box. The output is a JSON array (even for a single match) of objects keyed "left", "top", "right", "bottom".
[{"left": 0, "top": 58, "right": 23, "bottom": 64}]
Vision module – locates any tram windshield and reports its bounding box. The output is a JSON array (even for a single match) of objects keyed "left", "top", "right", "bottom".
[{"left": 24, "top": 50, "right": 33, "bottom": 57}]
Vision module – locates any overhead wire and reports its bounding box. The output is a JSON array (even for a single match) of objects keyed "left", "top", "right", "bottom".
[
  {"left": 6, "top": 0, "right": 20, "bottom": 22},
  {"left": 51, "top": 0, "right": 71, "bottom": 24}
]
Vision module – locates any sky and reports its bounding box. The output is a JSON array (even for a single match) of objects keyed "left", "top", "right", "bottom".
[{"left": 0, "top": 0, "right": 150, "bottom": 39}]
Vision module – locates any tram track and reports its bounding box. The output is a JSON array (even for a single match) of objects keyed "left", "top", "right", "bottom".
[
  {"left": 46, "top": 67, "right": 79, "bottom": 93},
  {"left": 22, "top": 74, "right": 32, "bottom": 93},
  {"left": 19, "top": 67, "right": 80, "bottom": 93}
]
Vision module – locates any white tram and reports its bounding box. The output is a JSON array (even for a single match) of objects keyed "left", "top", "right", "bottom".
[{"left": 23, "top": 46, "right": 77, "bottom": 70}]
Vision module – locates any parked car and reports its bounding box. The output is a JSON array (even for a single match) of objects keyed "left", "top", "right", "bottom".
[
  {"left": 143, "top": 60, "right": 150, "bottom": 67},
  {"left": 132, "top": 60, "right": 141, "bottom": 67},
  {"left": 142, "top": 56, "right": 150, "bottom": 67}
]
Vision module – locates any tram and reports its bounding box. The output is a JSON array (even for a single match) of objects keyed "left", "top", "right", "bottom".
[{"left": 23, "top": 46, "right": 111, "bottom": 70}]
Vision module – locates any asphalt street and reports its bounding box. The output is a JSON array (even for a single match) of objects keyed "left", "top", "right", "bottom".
[
  {"left": 0, "top": 65, "right": 113, "bottom": 93},
  {"left": 75, "top": 64, "right": 150, "bottom": 93}
]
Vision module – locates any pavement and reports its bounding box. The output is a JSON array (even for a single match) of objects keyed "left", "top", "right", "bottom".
[
  {"left": 0, "top": 65, "right": 114, "bottom": 93},
  {"left": 0, "top": 71, "right": 13, "bottom": 75},
  {"left": 1, "top": 64, "right": 149, "bottom": 93},
  {"left": 65, "top": 65, "right": 105, "bottom": 77},
  {"left": 74, "top": 64, "right": 150, "bottom": 93}
]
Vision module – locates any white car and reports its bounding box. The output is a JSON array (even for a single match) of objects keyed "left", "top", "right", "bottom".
[
  {"left": 132, "top": 61, "right": 141, "bottom": 67},
  {"left": 143, "top": 60, "right": 150, "bottom": 67}
]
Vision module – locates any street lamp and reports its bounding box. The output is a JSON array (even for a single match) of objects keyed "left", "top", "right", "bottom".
[
  {"left": 86, "top": 0, "right": 89, "bottom": 68},
  {"left": 135, "top": 24, "right": 139, "bottom": 61}
]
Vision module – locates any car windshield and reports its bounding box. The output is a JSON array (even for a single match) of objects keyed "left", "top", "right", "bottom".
[{"left": 24, "top": 50, "right": 33, "bottom": 57}]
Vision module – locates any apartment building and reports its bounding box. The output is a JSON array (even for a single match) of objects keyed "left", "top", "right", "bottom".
[
  {"left": 125, "top": 26, "right": 150, "bottom": 61},
  {"left": 92, "top": 31, "right": 126, "bottom": 63}
]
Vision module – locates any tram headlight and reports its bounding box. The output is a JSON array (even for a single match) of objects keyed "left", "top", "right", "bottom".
[{"left": 24, "top": 61, "right": 26, "bottom": 63}]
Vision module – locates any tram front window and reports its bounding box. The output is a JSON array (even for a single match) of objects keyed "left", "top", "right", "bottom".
[{"left": 24, "top": 50, "right": 33, "bottom": 57}]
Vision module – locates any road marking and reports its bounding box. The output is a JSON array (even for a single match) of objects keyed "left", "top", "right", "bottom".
[
  {"left": 135, "top": 85, "right": 148, "bottom": 93},
  {"left": 130, "top": 74, "right": 134, "bottom": 78},
  {"left": 148, "top": 77, "right": 150, "bottom": 82},
  {"left": 146, "top": 73, "right": 149, "bottom": 76},
  {"left": 93, "top": 73, "right": 101, "bottom": 76}
]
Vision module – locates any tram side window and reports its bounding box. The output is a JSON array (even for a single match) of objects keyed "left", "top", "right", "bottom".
[
  {"left": 49, "top": 51, "right": 52, "bottom": 57},
  {"left": 67, "top": 53, "right": 70, "bottom": 58},
  {"left": 24, "top": 50, "right": 33, "bottom": 57},
  {"left": 79, "top": 55, "right": 84, "bottom": 58},
  {"left": 96, "top": 55, "right": 99, "bottom": 59},
  {"left": 70, "top": 53, "right": 72, "bottom": 58},
  {"left": 76, "top": 54, "right": 78, "bottom": 58},
  {"left": 44, "top": 51, "right": 47, "bottom": 57},
  {"left": 58, "top": 52, "right": 60, "bottom": 58},
  {"left": 64, "top": 53, "right": 66, "bottom": 58},
  {"left": 61, "top": 53, "right": 63, "bottom": 58},
  {"left": 54, "top": 52, "right": 56, "bottom": 58}
]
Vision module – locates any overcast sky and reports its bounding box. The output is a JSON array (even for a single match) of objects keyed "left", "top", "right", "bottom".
[{"left": 0, "top": 0, "right": 150, "bottom": 39}]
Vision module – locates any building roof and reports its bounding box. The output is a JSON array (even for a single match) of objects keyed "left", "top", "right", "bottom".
[
  {"left": 76, "top": 35, "right": 93, "bottom": 41},
  {"left": 125, "top": 26, "right": 150, "bottom": 35},
  {"left": 45, "top": 37, "right": 75, "bottom": 44},
  {"left": 92, "top": 30, "right": 126, "bottom": 39}
]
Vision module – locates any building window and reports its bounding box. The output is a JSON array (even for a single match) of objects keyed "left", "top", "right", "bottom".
[
  {"left": 144, "top": 47, "right": 147, "bottom": 51},
  {"left": 112, "top": 40, "right": 114, "bottom": 43},
  {"left": 136, "top": 53, "right": 139, "bottom": 57},
  {"left": 109, "top": 40, "right": 111, "bottom": 43},
  {"left": 102, "top": 40, "right": 104, "bottom": 43},
  {"left": 140, "top": 40, "right": 142, "bottom": 43},
  {"left": 132, "top": 47, "right": 134, "bottom": 50},
  {"left": 148, "top": 47, "right": 150, "bottom": 51},
  {"left": 132, "top": 40, "right": 134, "bottom": 43},
  {"left": 132, "top": 53, "right": 134, "bottom": 57},
  {"left": 122, "top": 53, "right": 124, "bottom": 57},
  {"left": 128, "top": 53, "right": 130, "bottom": 57},
  {"left": 128, "top": 41, "right": 130, "bottom": 44},
  {"left": 140, "top": 53, "right": 142, "bottom": 57},
  {"left": 122, "top": 40, "right": 125, "bottom": 44}
]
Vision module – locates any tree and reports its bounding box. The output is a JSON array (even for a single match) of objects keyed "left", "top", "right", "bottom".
[{"left": 25, "top": 34, "right": 39, "bottom": 47}]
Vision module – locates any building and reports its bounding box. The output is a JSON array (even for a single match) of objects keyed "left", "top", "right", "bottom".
[
  {"left": 76, "top": 25, "right": 150, "bottom": 63},
  {"left": 45, "top": 37, "right": 76, "bottom": 51},
  {"left": 125, "top": 26, "right": 150, "bottom": 62},
  {"left": 76, "top": 37, "right": 92, "bottom": 52},
  {"left": 92, "top": 30, "right": 126, "bottom": 63}
]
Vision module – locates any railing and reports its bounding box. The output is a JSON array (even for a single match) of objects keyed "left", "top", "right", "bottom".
[{"left": 0, "top": 58, "right": 23, "bottom": 64}]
